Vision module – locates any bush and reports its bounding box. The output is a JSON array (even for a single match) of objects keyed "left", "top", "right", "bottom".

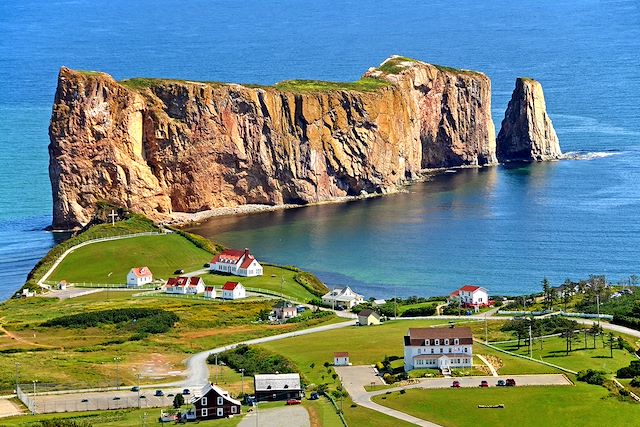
[
  {"left": 617, "top": 361, "right": 640, "bottom": 379},
  {"left": 613, "top": 314, "right": 640, "bottom": 331},
  {"left": 630, "top": 377, "right": 640, "bottom": 387},
  {"left": 400, "top": 305, "right": 437, "bottom": 317},
  {"left": 212, "top": 345, "right": 296, "bottom": 376},
  {"left": 577, "top": 369, "right": 607, "bottom": 385},
  {"left": 38, "top": 420, "right": 92, "bottom": 427},
  {"left": 42, "top": 308, "right": 178, "bottom": 334},
  {"left": 168, "top": 227, "right": 223, "bottom": 254}
]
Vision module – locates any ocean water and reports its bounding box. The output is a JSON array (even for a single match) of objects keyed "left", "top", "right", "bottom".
[{"left": 1, "top": 0, "right": 638, "bottom": 300}]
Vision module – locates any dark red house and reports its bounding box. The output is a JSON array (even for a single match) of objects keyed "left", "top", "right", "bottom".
[{"left": 190, "top": 384, "right": 241, "bottom": 420}]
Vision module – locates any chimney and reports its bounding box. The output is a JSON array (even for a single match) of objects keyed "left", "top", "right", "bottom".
[{"left": 244, "top": 248, "right": 250, "bottom": 256}]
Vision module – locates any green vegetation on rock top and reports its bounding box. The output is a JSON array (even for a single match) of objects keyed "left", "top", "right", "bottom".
[
  {"left": 377, "top": 56, "right": 419, "bottom": 74},
  {"left": 273, "top": 78, "right": 390, "bottom": 93}
]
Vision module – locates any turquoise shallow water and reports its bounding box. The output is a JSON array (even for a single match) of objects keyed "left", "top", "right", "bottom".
[{"left": 1, "top": 0, "right": 639, "bottom": 299}]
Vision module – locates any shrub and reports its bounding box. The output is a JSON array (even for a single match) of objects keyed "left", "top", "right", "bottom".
[
  {"left": 617, "top": 361, "right": 640, "bottom": 379},
  {"left": 211, "top": 345, "right": 296, "bottom": 376},
  {"left": 577, "top": 369, "right": 607, "bottom": 385},
  {"left": 168, "top": 227, "right": 223, "bottom": 254},
  {"left": 38, "top": 420, "right": 92, "bottom": 427},
  {"left": 630, "top": 377, "right": 640, "bottom": 387},
  {"left": 400, "top": 305, "right": 437, "bottom": 317},
  {"left": 42, "top": 308, "right": 178, "bottom": 334}
]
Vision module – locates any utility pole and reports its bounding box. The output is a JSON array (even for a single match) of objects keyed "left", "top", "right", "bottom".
[
  {"left": 32, "top": 380, "right": 38, "bottom": 415},
  {"left": 240, "top": 369, "right": 245, "bottom": 398},
  {"left": 215, "top": 354, "right": 219, "bottom": 385},
  {"left": 484, "top": 313, "right": 488, "bottom": 343},
  {"left": 114, "top": 357, "right": 122, "bottom": 390},
  {"left": 596, "top": 294, "right": 601, "bottom": 327},
  {"left": 15, "top": 363, "right": 20, "bottom": 394},
  {"left": 137, "top": 373, "right": 141, "bottom": 409},
  {"left": 528, "top": 322, "right": 533, "bottom": 359}
]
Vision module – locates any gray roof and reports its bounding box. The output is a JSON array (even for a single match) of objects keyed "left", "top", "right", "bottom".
[{"left": 254, "top": 373, "right": 301, "bottom": 392}]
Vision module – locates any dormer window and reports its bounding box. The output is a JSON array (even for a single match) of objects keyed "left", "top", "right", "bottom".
[
  {"left": 444, "top": 339, "right": 449, "bottom": 345},
  {"left": 434, "top": 339, "right": 440, "bottom": 345},
  {"left": 454, "top": 339, "right": 459, "bottom": 345},
  {"left": 425, "top": 339, "right": 430, "bottom": 345}
]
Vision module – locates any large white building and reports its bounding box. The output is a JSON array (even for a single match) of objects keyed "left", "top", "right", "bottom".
[
  {"left": 321, "top": 286, "right": 364, "bottom": 309},
  {"left": 127, "top": 267, "right": 153, "bottom": 287},
  {"left": 403, "top": 327, "right": 473, "bottom": 373},
  {"left": 210, "top": 248, "right": 263, "bottom": 277},
  {"left": 449, "top": 285, "right": 489, "bottom": 308}
]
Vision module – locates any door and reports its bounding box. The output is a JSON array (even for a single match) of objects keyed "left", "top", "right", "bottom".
[{"left": 217, "top": 407, "right": 223, "bottom": 417}]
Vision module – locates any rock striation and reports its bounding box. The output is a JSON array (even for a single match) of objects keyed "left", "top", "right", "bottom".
[
  {"left": 49, "top": 56, "right": 498, "bottom": 229},
  {"left": 496, "top": 78, "right": 561, "bottom": 162}
]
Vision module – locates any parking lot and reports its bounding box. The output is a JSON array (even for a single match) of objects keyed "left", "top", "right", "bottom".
[{"left": 25, "top": 387, "right": 188, "bottom": 414}]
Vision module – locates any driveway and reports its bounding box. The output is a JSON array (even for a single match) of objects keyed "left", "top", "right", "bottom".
[
  {"left": 238, "top": 405, "right": 309, "bottom": 427},
  {"left": 0, "top": 398, "right": 23, "bottom": 418}
]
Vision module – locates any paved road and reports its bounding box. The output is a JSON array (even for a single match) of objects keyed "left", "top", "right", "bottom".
[
  {"left": 238, "top": 405, "right": 309, "bottom": 427},
  {"left": 0, "top": 398, "right": 23, "bottom": 418},
  {"left": 336, "top": 365, "right": 571, "bottom": 426}
]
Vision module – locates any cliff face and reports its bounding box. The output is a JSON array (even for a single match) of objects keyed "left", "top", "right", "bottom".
[
  {"left": 49, "top": 57, "right": 497, "bottom": 229},
  {"left": 496, "top": 78, "right": 561, "bottom": 162}
]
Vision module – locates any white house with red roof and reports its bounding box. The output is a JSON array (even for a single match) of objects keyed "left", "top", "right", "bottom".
[
  {"left": 210, "top": 248, "right": 263, "bottom": 277},
  {"left": 127, "top": 267, "right": 153, "bottom": 287},
  {"left": 204, "top": 286, "right": 217, "bottom": 299},
  {"left": 165, "top": 276, "right": 205, "bottom": 295},
  {"left": 449, "top": 285, "right": 490, "bottom": 308},
  {"left": 221, "top": 281, "right": 246, "bottom": 300}
]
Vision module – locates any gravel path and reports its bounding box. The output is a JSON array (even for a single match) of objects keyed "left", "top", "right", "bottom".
[{"left": 238, "top": 405, "right": 309, "bottom": 427}]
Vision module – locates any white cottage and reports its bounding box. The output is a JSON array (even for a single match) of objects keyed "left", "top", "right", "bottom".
[
  {"left": 221, "top": 282, "right": 246, "bottom": 300},
  {"left": 165, "top": 276, "right": 205, "bottom": 295},
  {"left": 127, "top": 267, "right": 153, "bottom": 287},
  {"left": 403, "top": 327, "right": 473, "bottom": 373},
  {"left": 204, "top": 286, "right": 217, "bottom": 299},
  {"left": 321, "top": 286, "right": 364, "bottom": 309},
  {"left": 210, "top": 248, "right": 263, "bottom": 277},
  {"left": 449, "top": 285, "right": 489, "bottom": 308},
  {"left": 334, "top": 352, "right": 350, "bottom": 366}
]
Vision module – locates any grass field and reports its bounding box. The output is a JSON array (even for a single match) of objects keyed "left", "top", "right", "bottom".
[
  {"left": 0, "top": 291, "right": 338, "bottom": 394},
  {"left": 493, "top": 335, "right": 636, "bottom": 374},
  {"left": 48, "top": 234, "right": 211, "bottom": 284},
  {"left": 373, "top": 382, "right": 640, "bottom": 427}
]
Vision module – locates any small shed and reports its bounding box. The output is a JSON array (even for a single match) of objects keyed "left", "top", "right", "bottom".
[
  {"left": 334, "top": 352, "right": 350, "bottom": 366},
  {"left": 357, "top": 309, "right": 381, "bottom": 326}
]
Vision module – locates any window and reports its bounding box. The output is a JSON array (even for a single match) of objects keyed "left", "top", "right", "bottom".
[
  {"left": 201, "top": 408, "right": 208, "bottom": 417},
  {"left": 425, "top": 339, "right": 430, "bottom": 345},
  {"left": 454, "top": 339, "right": 459, "bottom": 345},
  {"left": 217, "top": 408, "right": 223, "bottom": 417},
  {"left": 431, "top": 348, "right": 434, "bottom": 354},
  {"left": 231, "top": 406, "right": 237, "bottom": 414},
  {"left": 435, "top": 339, "right": 440, "bottom": 345},
  {"left": 202, "top": 397, "right": 207, "bottom": 406},
  {"left": 464, "top": 347, "right": 468, "bottom": 353},
  {"left": 440, "top": 348, "right": 443, "bottom": 353},
  {"left": 449, "top": 348, "right": 452, "bottom": 353},
  {"left": 217, "top": 397, "right": 223, "bottom": 405},
  {"left": 444, "top": 339, "right": 449, "bottom": 345}
]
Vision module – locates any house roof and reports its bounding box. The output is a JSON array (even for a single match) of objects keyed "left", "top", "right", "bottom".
[
  {"left": 404, "top": 327, "right": 473, "bottom": 346},
  {"left": 130, "top": 267, "right": 152, "bottom": 277},
  {"left": 223, "top": 281, "right": 241, "bottom": 291},
  {"left": 205, "top": 286, "right": 215, "bottom": 292},
  {"left": 254, "top": 373, "right": 301, "bottom": 392},
  {"left": 322, "top": 287, "right": 363, "bottom": 301},
  {"left": 167, "top": 276, "right": 202, "bottom": 288},
  {"left": 195, "top": 384, "right": 241, "bottom": 406},
  {"left": 212, "top": 248, "right": 256, "bottom": 266},
  {"left": 449, "top": 290, "right": 460, "bottom": 297},
  {"left": 358, "top": 309, "right": 380, "bottom": 318},
  {"left": 459, "top": 285, "right": 487, "bottom": 293},
  {"left": 334, "top": 352, "right": 349, "bottom": 358},
  {"left": 240, "top": 254, "right": 256, "bottom": 269}
]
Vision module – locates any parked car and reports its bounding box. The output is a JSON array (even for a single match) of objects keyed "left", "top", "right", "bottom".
[
  {"left": 480, "top": 380, "right": 489, "bottom": 388},
  {"left": 182, "top": 388, "right": 191, "bottom": 395},
  {"left": 81, "top": 399, "right": 89, "bottom": 403},
  {"left": 496, "top": 380, "right": 506, "bottom": 387},
  {"left": 112, "top": 396, "right": 121, "bottom": 400},
  {"left": 131, "top": 386, "right": 140, "bottom": 392},
  {"left": 203, "top": 263, "right": 210, "bottom": 268},
  {"left": 506, "top": 378, "right": 517, "bottom": 387},
  {"left": 174, "top": 269, "right": 184, "bottom": 275},
  {"left": 154, "top": 390, "right": 164, "bottom": 397},
  {"left": 451, "top": 380, "right": 461, "bottom": 388},
  {"left": 140, "top": 395, "right": 146, "bottom": 399},
  {"left": 309, "top": 393, "right": 319, "bottom": 400},
  {"left": 167, "top": 393, "right": 175, "bottom": 397},
  {"left": 286, "top": 399, "right": 302, "bottom": 405}
]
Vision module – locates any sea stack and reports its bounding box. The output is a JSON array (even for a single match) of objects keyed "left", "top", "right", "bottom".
[{"left": 496, "top": 78, "right": 561, "bottom": 162}]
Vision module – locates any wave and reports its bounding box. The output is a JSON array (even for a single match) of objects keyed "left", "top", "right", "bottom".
[{"left": 561, "top": 151, "right": 621, "bottom": 161}]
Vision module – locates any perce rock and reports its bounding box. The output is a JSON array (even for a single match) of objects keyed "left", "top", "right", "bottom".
[
  {"left": 496, "top": 78, "right": 561, "bottom": 162},
  {"left": 49, "top": 56, "right": 500, "bottom": 229}
]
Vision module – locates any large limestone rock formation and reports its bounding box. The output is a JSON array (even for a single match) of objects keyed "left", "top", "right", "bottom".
[
  {"left": 49, "top": 56, "right": 498, "bottom": 229},
  {"left": 496, "top": 78, "right": 561, "bottom": 162}
]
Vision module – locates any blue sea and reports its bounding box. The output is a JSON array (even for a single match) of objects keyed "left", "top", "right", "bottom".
[{"left": 1, "top": 0, "right": 639, "bottom": 300}]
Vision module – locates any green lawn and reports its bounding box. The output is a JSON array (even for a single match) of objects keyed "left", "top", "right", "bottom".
[
  {"left": 373, "top": 382, "right": 640, "bottom": 427},
  {"left": 493, "top": 335, "right": 636, "bottom": 374},
  {"left": 48, "top": 234, "right": 211, "bottom": 284},
  {"left": 302, "top": 396, "right": 344, "bottom": 427},
  {"left": 0, "top": 407, "right": 242, "bottom": 426},
  {"left": 202, "top": 266, "right": 316, "bottom": 302}
]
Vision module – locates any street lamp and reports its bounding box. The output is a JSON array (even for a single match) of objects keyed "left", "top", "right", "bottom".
[
  {"left": 114, "top": 357, "right": 121, "bottom": 390},
  {"left": 240, "top": 369, "right": 245, "bottom": 398}
]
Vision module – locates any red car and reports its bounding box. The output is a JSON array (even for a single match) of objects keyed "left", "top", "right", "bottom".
[
  {"left": 480, "top": 380, "right": 489, "bottom": 388},
  {"left": 286, "top": 399, "right": 302, "bottom": 405},
  {"left": 451, "top": 381, "right": 461, "bottom": 388},
  {"left": 506, "top": 378, "right": 516, "bottom": 387}
]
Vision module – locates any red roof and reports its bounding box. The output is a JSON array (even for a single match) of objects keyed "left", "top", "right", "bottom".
[
  {"left": 449, "top": 290, "right": 460, "bottom": 297},
  {"left": 167, "top": 276, "right": 202, "bottom": 287},
  {"left": 240, "top": 255, "right": 255, "bottom": 269},
  {"left": 212, "top": 248, "right": 253, "bottom": 265},
  {"left": 222, "top": 281, "right": 241, "bottom": 291},
  {"left": 131, "top": 267, "right": 152, "bottom": 277},
  {"left": 205, "top": 287, "right": 215, "bottom": 292},
  {"left": 334, "top": 352, "right": 349, "bottom": 357},
  {"left": 459, "top": 285, "right": 483, "bottom": 293}
]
